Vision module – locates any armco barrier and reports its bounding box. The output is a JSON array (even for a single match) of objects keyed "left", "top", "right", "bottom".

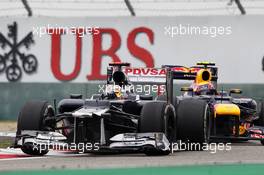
[
  {"left": 0, "top": 83, "right": 99, "bottom": 120},
  {"left": 0, "top": 83, "right": 264, "bottom": 120}
]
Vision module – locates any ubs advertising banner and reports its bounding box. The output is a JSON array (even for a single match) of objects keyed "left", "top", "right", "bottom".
[{"left": 0, "top": 16, "right": 264, "bottom": 83}]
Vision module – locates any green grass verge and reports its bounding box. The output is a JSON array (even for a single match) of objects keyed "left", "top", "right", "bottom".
[
  {"left": 2, "top": 164, "right": 264, "bottom": 175},
  {"left": 0, "top": 138, "right": 12, "bottom": 148}
]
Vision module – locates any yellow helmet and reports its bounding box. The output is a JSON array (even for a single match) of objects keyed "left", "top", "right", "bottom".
[
  {"left": 114, "top": 86, "right": 122, "bottom": 98},
  {"left": 195, "top": 69, "right": 212, "bottom": 84}
]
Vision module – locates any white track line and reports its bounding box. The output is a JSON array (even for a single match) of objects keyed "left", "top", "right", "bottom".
[
  {"left": 0, "top": 156, "right": 47, "bottom": 161},
  {"left": 0, "top": 148, "right": 89, "bottom": 161},
  {"left": 0, "top": 132, "right": 16, "bottom": 137}
]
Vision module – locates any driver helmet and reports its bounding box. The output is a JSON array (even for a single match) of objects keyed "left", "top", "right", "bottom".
[{"left": 192, "top": 82, "right": 216, "bottom": 95}]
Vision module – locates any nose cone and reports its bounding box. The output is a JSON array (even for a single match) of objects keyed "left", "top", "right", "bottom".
[{"left": 214, "top": 104, "right": 240, "bottom": 117}]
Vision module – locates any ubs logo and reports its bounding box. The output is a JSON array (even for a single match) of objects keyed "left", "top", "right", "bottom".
[{"left": 0, "top": 22, "right": 38, "bottom": 82}]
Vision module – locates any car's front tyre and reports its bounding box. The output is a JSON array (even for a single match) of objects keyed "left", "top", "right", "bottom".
[{"left": 17, "top": 101, "right": 55, "bottom": 156}]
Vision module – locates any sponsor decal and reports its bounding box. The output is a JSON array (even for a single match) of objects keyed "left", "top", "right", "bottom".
[
  {"left": 0, "top": 17, "right": 263, "bottom": 83},
  {"left": 48, "top": 27, "right": 155, "bottom": 81},
  {"left": 123, "top": 66, "right": 196, "bottom": 77},
  {"left": 124, "top": 67, "right": 166, "bottom": 76},
  {"left": 251, "top": 134, "right": 264, "bottom": 139}
]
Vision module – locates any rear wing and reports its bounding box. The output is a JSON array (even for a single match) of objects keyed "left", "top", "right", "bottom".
[
  {"left": 107, "top": 63, "right": 167, "bottom": 85},
  {"left": 162, "top": 65, "right": 218, "bottom": 82},
  {"left": 107, "top": 62, "right": 218, "bottom": 85},
  {"left": 122, "top": 67, "right": 166, "bottom": 84}
]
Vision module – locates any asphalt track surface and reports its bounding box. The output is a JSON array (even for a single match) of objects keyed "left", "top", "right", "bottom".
[{"left": 1, "top": 141, "right": 264, "bottom": 172}]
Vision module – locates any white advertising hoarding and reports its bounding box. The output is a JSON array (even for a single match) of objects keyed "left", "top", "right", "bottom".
[{"left": 0, "top": 16, "right": 264, "bottom": 83}]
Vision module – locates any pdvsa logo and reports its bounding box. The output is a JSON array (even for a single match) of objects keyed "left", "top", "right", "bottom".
[{"left": 124, "top": 68, "right": 166, "bottom": 76}]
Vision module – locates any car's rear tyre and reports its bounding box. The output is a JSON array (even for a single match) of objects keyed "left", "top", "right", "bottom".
[
  {"left": 156, "top": 95, "right": 179, "bottom": 106},
  {"left": 176, "top": 99, "right": 210, "bottom": 151},
  {"left": 255, "top": 100, "right": 264, "bottom": 126},
  {"left": 261, "top": 140, "right": 264, "bottom": 146},
  {"left": 140, "top": 101, "right": 176, "bottom": 156},
  {"left": 254, "top": 100, "right": 264, "bottom": 145},
  {"left": 17, "top": 101, "right": 55, "bottom": 156}
]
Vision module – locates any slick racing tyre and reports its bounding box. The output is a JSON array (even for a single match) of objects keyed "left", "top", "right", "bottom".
[
  {"left": 140, "top": 101, "right": 176, "bottom": 156},
  {"left": 254, "top": 100, "right": 264, "bottom": 145},
  {"left": 255, "top": 100, "right": 264, "bottom": 127},
  {"left": 155, "top": 95, "right": 179, "bottom": 106},
  {"left": 17, "top": 101, "right": 55, "bottom": 156},
  {"left": 176, "top": 98, "right": 210, "bottom": 151}
]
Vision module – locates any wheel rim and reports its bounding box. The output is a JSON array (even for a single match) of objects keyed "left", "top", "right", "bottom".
[
  {"left": 203, "top": 104, "right": 211, "bottom": 143},
  {"left": 42, "top": 105, "right": 55, "bottom": 131}
]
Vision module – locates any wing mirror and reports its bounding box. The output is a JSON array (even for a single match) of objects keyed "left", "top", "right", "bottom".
[
  {"left": 180, "top": 87, "right": 193, "bottom": 92},
  {"left": 229, "top": 89, "right": 242, "bottom": 96},
  {"left": 181, "top": 87, "right": 194, "bottom": 96},
  {"left": 70, "top": 94, "right": 83, "bottom": 99}
]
